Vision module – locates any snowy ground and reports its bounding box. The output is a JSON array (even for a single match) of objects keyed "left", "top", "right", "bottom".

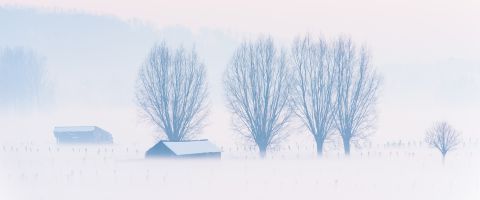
[{"left": 0, "top": 141, "right": 479, "bottom": 200}]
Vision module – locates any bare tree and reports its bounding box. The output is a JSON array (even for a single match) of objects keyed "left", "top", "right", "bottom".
[
  {"left": 136, "top": 42, "right": 208, "bottom": 142},
  {"left": 333, "top": 37, "right": 380, "bottom": 155},
  {"left": 0, "top": 47, "right": 50, "bottom": 111},
  {"left": 425, "top": 122, "right": 461, "bottom": 164},
  {"left": 291, "top": 35, "right": 336, "bottom": 157},
  {"left": 224, "top": 37, "right": 291, "bottom": 158}
]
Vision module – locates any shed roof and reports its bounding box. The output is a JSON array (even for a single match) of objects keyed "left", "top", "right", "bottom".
[
  {"left": 162, "top": 140, "right": 221, "bottom": 155},
  {"left": 54, "top": 126, "right": 97, "bottom": 133}
]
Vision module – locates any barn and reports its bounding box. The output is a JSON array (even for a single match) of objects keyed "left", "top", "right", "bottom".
[
  {"left": 53, "top": 126, "right": 113, "bottom": 144},
  {"left": 145, "top": 140, "right": 221, "bottom": 158}
]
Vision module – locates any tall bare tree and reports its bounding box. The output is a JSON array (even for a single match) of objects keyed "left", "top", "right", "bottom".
[
  {"left": 333, "top": 37, "right": 380, "bottom": 155},
  {"left": 224, "top": 37, "right": 291, "bottom": 158},
  {"left": 425, "top": 121, "right": 461, "bottom": 164},
  {"left": 291, "top": 35, "right": 336, "bottom": 156},
  {"left": 136, "top": 42, "right": 208, "bottom": 142}
]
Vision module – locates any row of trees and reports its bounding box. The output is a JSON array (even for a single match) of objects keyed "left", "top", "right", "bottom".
[
  {"left": 0, "top": 38, "right": 461, "bottom": 161},
  {"left": 223, "top": 36, "right": 380, "bottom": 157},
  {"left": 135, "top": 38, "right": 464, "bottom": 162},
  {"left": 137, "top": 35, "right": 381, "bottom": 158}
]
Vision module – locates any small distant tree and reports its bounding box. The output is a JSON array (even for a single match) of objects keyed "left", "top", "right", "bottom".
[
  {"left": 224, "top": 37, "right": 292, "bottom": 158},
  {"left": 425, "top": 122, "right": 462, "bottom": 164},
  {"left": 136, "top": 42, "right": 208, "bottom": 141}
]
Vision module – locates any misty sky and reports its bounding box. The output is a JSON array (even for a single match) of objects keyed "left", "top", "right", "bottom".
[{"left": 0, "top": 1, "right": 479, "bottom": 148}]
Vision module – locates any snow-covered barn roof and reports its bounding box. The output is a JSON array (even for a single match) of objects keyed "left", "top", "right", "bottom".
[
  {"left": 54, "top": 126, "right": 97, "bottom": 133},
  {"left": 53, "top": 126, "right": 113, "bottom": 144},
  {"left": 162, "top": 140, "right": 221, "bottom": 156}
]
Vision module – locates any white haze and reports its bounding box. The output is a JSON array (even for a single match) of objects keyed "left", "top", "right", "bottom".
[
  {"left": 0, "top": 2, "right": 479, "bottom": 200},
  {"left": 0, "top": 6, "right": 478, "bottom": 146}
]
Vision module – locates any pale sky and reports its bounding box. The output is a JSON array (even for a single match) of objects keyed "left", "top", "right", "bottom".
[
  {"left": 3, "top": 0, "right": 479, "bottom": 68},
  {"left": 0, "top": 0, "right": 479, "bottom": 148}
]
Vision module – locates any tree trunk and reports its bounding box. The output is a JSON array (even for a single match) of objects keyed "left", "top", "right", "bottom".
[
  {"left": 315, "top": 138, "right": 324, "bottom": 157},
  {"left": 343, "top": 139, "right": 351, "bottom": 156},
  {"left": 259, "top": 147, "right": 267, "bottom": 159}
]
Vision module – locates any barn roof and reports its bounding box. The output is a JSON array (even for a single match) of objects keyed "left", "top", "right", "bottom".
[
  {"left": 162, "top": 140, "right": 221, "bottom": 155},
  {"left": 54, "top": 126, "right": 97, "bottom": 133},
  {"left": 53, "top": 126, "right": 113, "bottom": 144}
]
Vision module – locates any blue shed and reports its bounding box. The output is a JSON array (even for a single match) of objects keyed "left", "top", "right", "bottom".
[
  {"left": 53, "top": 126, "right": 113, "bottom": 144},
  {"left": 145, "top": 140, "right": 221, "bottom": 158}
]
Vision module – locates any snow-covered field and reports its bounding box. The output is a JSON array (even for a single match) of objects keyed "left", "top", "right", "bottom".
[{"left": 1, "top": 141, "right": 479, "bottom": 200}]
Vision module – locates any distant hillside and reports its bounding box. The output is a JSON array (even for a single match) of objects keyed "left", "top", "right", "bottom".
[{"left": 0, "top": 7, "right": 238, "bottom": 109}]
